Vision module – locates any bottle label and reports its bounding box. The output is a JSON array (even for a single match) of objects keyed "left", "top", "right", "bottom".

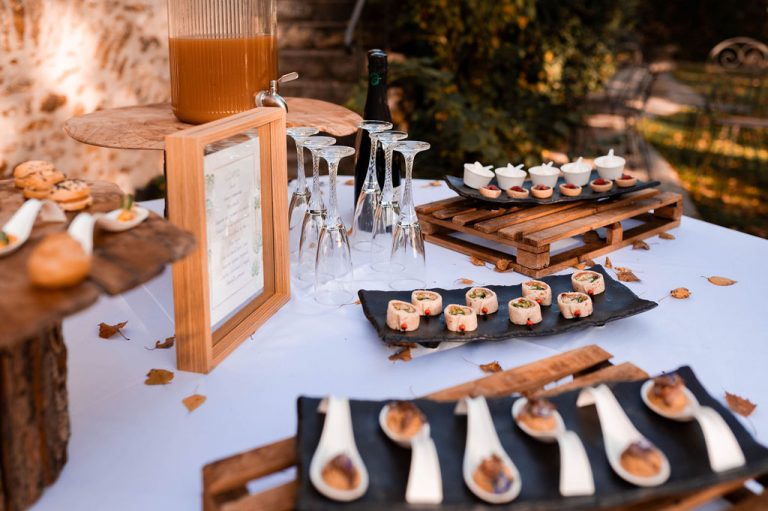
[{"left": 370, "top": 72, "right": 382, "bottom": 86}]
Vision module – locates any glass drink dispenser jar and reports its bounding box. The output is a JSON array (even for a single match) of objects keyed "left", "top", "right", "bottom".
[{"left": 167, "top": 0, "right": 278, "bottom": 124}]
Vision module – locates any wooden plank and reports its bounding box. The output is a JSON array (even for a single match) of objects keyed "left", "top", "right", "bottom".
[
  {"left": 432, "top": 205, "right": 477, "bottom": 220},
  {"left": 728, "top": 492, "right": 768, "bottom": 511},
  {"left": 423, "top": 232, "right": 515, "bottom": 271},
  {"left": 426, "top": 345, "right": 613, "bottom": 401},
  {"left": 203, "top": 437, "right": 296, "bottom": 497},
  {"left": 523, "top": 193, "right": 680, "bottom": 247},
  {"left": 452, "top": 207, "right": 512, "bottom": 226},
  {"left": 500, "top": 189, "right": 661, "bottom": 243},
  {"left": 415, "top": 196, "right": 470, "bottom": 215},
  {"left": 475, "top": 202, "right": 584, "bottom": 234},
  {"left": 536, "top": 362, "right": 648, "bottom": 397},
  {"left": 419, "top": 215, "right": 550, "bottom": 253},
  {"left": 221, "top": 481, "right": 298, "bottom": 511}
]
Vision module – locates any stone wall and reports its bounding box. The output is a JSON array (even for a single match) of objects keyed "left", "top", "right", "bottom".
[{"left": 0, "top": 0, "right": 383, "bottom": 191}]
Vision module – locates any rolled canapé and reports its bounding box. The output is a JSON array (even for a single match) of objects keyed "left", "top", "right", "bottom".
[
  {"left": 386, "top": 300, "right": 420, "bottom": 331},
  {"left": 411, "top": 290, "right": 443, "bottom": 316},
  {"left": 557, "top": 292, "right": 593, "bottom": 319},
  {"left": 571, "top": 270, "right": 605, "bottom": 296},
  {"left": 445, "top": 304, "right": 478, "bottom": 332},
  {"left": 465, "top": 287, "right": 499, "bottom": 315},
  {"left": 522, "top": 280, "right": 552, "bottom": 306},
  {"left": 508, "top": 297, "right": 542, "bottom": 326}
]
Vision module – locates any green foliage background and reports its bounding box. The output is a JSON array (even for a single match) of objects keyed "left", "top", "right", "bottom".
[{"left": 350, "top": 0, "right": 638, "bottom": 176}]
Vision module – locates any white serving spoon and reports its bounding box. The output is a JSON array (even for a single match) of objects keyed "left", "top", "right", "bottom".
[
  {"left": 0, "top": 199, "right": 66, "bottom": 257},
  {"left": 310, "top": 396, "right": 369, "bottom": 502},
  {"left": 456, "top": 396, "right": 521, "bottom": 504},
  {"left": 379, "top": 402, "right": 443, "bottom": 504},
  {"left": 577, "top": 384, "right": 670, "bottom": 487},
  {"left": 68, "top": 213, "right": 96, "bottom": 256},
  {"left": 96, "top": 205, "right": 149, "bottom": 232},
  {"left": 641, "top": 379, "right": 746, "bottom": 472},
  {"left": 512, "top": 397, "right": 595, "bottom": 496}
]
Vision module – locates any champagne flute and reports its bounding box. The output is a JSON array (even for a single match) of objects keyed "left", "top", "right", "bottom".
[
  {"left": 349, "top": 120, "right": 393, "bottom": 251},
  {"left": 287, "top": 126, "right": 320, "bottom": 259},
  {"left": 389, "top": 141, "right": 430, "bottom": 290},
  {"left": 370, "top": 130, "right": 408, "bottom": 273},
  {"left": 314, "top": 146, "right": 356, "bottom": 305},
  {"left": 297, "top": 136, "right": 336, "bottom": 282}
]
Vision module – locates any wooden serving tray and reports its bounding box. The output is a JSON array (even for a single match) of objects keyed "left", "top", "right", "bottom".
[
  {"left": 416, "top": 189, "right": 683, "bottom": 278},
  {"left": 201, "top": 345, "right": 767, "bottom": 511}
]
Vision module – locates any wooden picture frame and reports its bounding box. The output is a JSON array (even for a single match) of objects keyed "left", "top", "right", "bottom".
[{"left": 166, "top": 108, "right": 289, "bottom": 373}]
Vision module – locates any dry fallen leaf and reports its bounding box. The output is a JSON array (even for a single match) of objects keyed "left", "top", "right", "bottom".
[
  {"left": 421, "top": 180, "right": 442, "bottom": 188},
  {"left": 725, "top": 392, "right": 756, "bottom": 417},
  {"left": 582, "top": 256, "right": 595, "bottom": 267},
  {"left": 98, "top": 321, "right": 129, "bottom": 340},
  {"left": 604, "top": 257, "right": 613, "bottom": 269},
  {"left": 146, "top": 336, "right": 175, "bottom": 350},
  {"left": 572, "top": 262, "right": 587, "bottom": 270},
  {"left": 470, "top": 256, "right": 486, "bottom": 267},
  {"left": 182, "top": 394, "right": 207, "bottom": 413},
  {"left": 659, "top": 232, "right": 675, "bottom": 240},
  {"left": 670, "top": 287, "right": 691, "bottom": 299},
  {"left": 616, "top": 268, "right": 640, "bottom": 282},
  {"left": 480, "top": 361, "right": 503, "bottom": 373},
  {"left": 389, "top": 347, "right": 412, "bottom": 362},
  {"left": 706, "top": 276, "right": 737, "bottom": 286},
  {"left": 145, "top": 369, "right": 174, "bottom": 385},
  {"left": 457, "top": 278, "right": 475, "bottom": 285},
  {"left": 344, "top": 179, "right": 354, "bottom": 186},
  {"left": 632, "top": 240, "right": 650, "bottom": 250},
  {"left": 354, "top": 299, "right": 361, "bottom": 305}
]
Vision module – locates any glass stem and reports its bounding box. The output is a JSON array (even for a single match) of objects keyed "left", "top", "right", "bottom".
[
  {"left": 399, "top": 155, "right": 416, "bottom": 224},
  {"left": 362, "top": 134, "right": 380, "bottom": 193},
  {"left": 295, "top": 143, "right": 308, "bottom": 195},
  {"left": 327, "top": 161, "right": 340, "bottom": 228},
  {"left": 309, "top": 150, "right": 325, "bottom": 212},
  {"left": 381, "top": 144, "right": 395, "bottom": 205}
]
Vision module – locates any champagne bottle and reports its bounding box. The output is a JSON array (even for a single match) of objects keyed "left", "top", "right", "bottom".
[{"left": 353, "top": 49, "right": 401, "bottom": 205}]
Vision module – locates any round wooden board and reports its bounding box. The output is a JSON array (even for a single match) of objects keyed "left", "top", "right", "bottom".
[{"left": 63, "top": 98, "right": 362, "bottom": 151}]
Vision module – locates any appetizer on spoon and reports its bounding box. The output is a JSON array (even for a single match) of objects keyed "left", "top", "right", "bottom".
[
  {"left": 641, "top": 373, "right": 746, "bottom": 472},
  {"left": 310, "top": 396, "right": 369, "bottom": 502},
  {"left": 0, "top": 199, "right": 65, "bottom": 257},
  {"left": 97, "top": 194, "right": 149, "bottom": 232},
  {"left": 379, "top": 401, "right": 443, "bottom": 504},
  {"left": 578, "top": 385, "right": 670, "bottom": 487},
  {"left": 512, "top": 397, "right": 595, "bottom": 496},
  {"left": 457, "top": 396, "right": 521, "bottom": 504}
]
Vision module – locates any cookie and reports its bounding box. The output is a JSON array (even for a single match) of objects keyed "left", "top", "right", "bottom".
[
  {"left": 50, "top": 179, "right": 91, "bottom": 203},
  {"left": 13, "top": 160, "right": 55, "bottom": 188},
  {"left": 58, "top": 196, "right": 93, "bottom": 212},
  {"left": 27, "top": 232, "right": 91, "bottom": 288},
  {"left": 24, "top": 168, "right": 65, "bottom": 189},
  {"left": 23, "top": 187, "right": 53, "bottom": 200}
]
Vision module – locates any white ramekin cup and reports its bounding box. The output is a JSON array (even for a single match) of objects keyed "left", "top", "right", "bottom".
[
  {"left": 594, "top": 149, "right": 626, "bottom": 180},
  {"left": 561, "top": 157, "right": 593, "bottom": 186},
  {"left": 494, "top": 164, "right": 526, "bottom": 190},
  {"left": 528, "top": 162, "right": 560, "bottom": 188},
  {"left": 463, "top": 162, "right": 494, "bottom": 189}
]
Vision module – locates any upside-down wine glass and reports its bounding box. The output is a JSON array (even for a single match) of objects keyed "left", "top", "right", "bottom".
[
  {"left": 314, "top": 145, "right": 357, "bottom": 305},
  {"left": 297, "top": 136, "right": 336, "bottom": 282},
  {"left": 369, "top": 130, "right": 408, "bottom": 273},
  {"left": 349, "top": 120, "right": 393, "bottom": 251},
  {"left": 287, "top": 126, "right": 320, "bottom": 260},
  {"left": 389, "top": 141, "right": 431, "bottom": 290}
]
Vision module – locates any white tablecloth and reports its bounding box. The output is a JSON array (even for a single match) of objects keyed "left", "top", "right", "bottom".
[{"left": 31, "top": 179, "right": 767, "bottom": 511}]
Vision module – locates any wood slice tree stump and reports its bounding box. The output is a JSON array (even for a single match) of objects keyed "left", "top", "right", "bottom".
[{"left": 0, "top": 179, "right": 195, "bottom": 510}]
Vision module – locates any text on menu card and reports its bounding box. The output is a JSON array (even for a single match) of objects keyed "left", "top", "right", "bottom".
[{"left": 203, "top": 135, "right": 265, "bottom": 331}]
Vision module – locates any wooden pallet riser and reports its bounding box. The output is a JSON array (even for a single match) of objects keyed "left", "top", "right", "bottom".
[
  {"left": 201, "top": 344, "right": 764, "bottom": 511},
  {"left": 417, "top": 191, "right": 683, "bottom": 277}
]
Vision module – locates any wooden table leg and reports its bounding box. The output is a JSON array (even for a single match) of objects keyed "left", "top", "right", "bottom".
[{"left": 0, "top": 324, "right": 69, "bottom": 511}]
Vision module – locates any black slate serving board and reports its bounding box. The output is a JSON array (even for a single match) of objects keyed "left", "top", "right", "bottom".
[
  {"left": 444, "top": 172, "right": 660, "bottom": 205},
  {"left": 295, "top": 366, "right": 768, "bottom": 511},
  {"left": 358, "top": 266, "right": 657, "bottom": 347}
]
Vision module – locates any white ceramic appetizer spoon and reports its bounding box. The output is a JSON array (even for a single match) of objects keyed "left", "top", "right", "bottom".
[
  {"left": 0, "top": 199, "right": 65, "bottom": 257},
  {"left": 577, "top": 385, "right": 671, "bottom": 487},
  {"left": 68, "top": 213, "right": 96, "bottom": 256},
  {"left": 310, "top": 396, "right": 369, "bottom": 502},
  {"left": 640, "top": 380, "right": 746, "bottom": 472},
  {"left": 96, "top": 205, "right": 149, "bottom": 232},
  {"left": 379, "top": 403, "right": 443, "bottom": 504},
  {"left": 456, "top": 396, "right": 521, "bottom": 504},
  {"left": 511, "top": 397, "right": 595, "bottom": 496}
]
